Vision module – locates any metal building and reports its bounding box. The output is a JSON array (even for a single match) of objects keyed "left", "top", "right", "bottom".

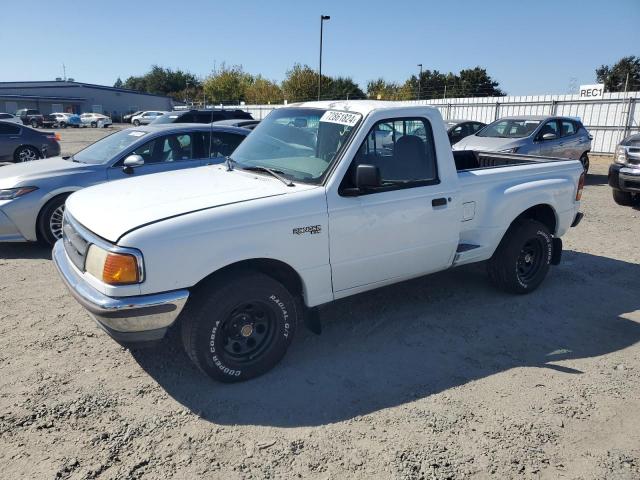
[{"left": 0, "top": 80, "right": 180, "bottom": 120}]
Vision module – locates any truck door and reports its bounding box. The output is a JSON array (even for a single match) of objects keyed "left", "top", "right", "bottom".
[{"left": 327, "top": 116, "right": 460, "bottom": 294}]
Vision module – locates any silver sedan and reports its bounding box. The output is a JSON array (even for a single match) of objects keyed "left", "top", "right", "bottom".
[{"left": 0, "top": 124, "right": 249, "bottom": 245}]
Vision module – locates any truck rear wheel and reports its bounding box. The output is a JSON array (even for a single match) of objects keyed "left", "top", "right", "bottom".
[
  {"left": 612, "top": 189, "right": 633, "bottom": 206},
  {"left": 181, "top": 271, "right": 298, "bottom": 382},
  {"left": 487, "top": 219, "right": 553, "bottom": 294}
]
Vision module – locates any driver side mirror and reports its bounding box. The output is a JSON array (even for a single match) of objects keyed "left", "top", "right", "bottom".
[
  {"left": 541, "top": 132, "right": 558, "bottom": 141},
  {"left": 123, "top": 154, "right": 144, "bottom": 174},
  {"left": 342, "top": 164, "right": 381, "bottom": 196}
]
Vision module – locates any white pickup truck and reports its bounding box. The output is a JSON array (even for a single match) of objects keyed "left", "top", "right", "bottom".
[{"left": 54, "top": 101, "right": 585, "bottom": 382}]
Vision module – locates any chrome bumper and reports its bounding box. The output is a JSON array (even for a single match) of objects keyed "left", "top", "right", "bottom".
[{"left": 53, "top": 240, "right": 189, "bottom": 342}]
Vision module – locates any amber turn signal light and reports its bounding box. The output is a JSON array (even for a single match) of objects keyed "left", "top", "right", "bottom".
[
  {"left": 102, "top": 252, "right": 139, "bottom": 285},
  {"left": 576, "top": 172, "right": 585, "bottom": 201}
]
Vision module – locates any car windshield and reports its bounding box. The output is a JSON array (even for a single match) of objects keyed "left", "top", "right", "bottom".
[
  {"left": 73, "top": 129, "right": 148, "bottom": 164},
  {"left": 231, "top": 108, "right": 361, "bottom": 184},
  {"left": 477, "top": 119, "right": 541, "bottom": 138}
]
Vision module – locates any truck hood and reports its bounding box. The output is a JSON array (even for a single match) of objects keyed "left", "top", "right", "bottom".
[
  {"left": 0, "top": 157, "right": 93, "bottom": 187},
  {"left": 453, "top": 135, "right": 525, "bottom": 152},
  {"left": 66, "top": 165, "right": 319, "bottom": 243}
]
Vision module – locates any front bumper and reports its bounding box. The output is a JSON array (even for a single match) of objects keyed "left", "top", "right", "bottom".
[
  {"left": 52, "top": 240, "right": 189, "bottom": 343},
  {"left": 609, "top": 163, "right": 640, "bottom": 193},
  {"left": 0, "top": 208, "right": 27, "bottom": 241}
]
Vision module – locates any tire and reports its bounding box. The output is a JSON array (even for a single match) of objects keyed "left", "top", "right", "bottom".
[
  {"left": 487, "top": 219, "right": 553, "bottom": 294},
  {"left": 13, "top": 145, "right": 40, "bottom": 163},
  {"left": 30, "top": 119, "right": 38, "bottom": 128},
  {"left": 60, "top": 122, "right": 67, "bottom": 129},
  {"left": 181, "top": 271, "right": 298, "bottom": 382},
  {"left": 612, "top": 189, "right": 633, "bottom": 206},
  {"left": 133, "top": 119, "right": 140, "bottom": 126},
  {"left": 579, "top": 152, "right": 590, "bottom": 174},
  {"left": 37, "top": 194, "right": 69, "bottom": 246},
  {"left": 90, "top": 121, "right": 97, "bottom": 128}
]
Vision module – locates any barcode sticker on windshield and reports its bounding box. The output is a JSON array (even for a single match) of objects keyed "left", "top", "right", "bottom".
[
  {"left": 320, "top": 111, "right": 360, "bottom": 127},
  {"left": 129, "top": 131, "right": 146, "bottom": 137}
]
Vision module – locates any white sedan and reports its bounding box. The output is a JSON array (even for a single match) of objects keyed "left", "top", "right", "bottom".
[
  {"left": 80, "top": 113, "right": 112, "bottom": 128},
  {"left": 131, "top": 111, "right": 167, "bottom": 126},
  {"left": 0, "top": 113, "right": 23, "bottom": 124}
]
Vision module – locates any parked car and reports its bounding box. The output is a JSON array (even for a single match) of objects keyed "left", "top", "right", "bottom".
[
  {"left": 211, "top": 118, "right": 260, "bottom": 130},
  {"left": 0, "top": 113, "right": 22, "bottom": 125},
  {"left": 53, "top": 101, "right": 585, "bottom": 382},
  {"left": 15, "top": 109, "right": 44, "bottom": 128},
  {"left": 123, "top": 111, "right": 144, "bottom": 124},
  {"left": 453, "top": 115, "right": 592, "bottom": 172},
  {"left": 152, "top": 109, "right": 253, "bottom": 125},
  {"left": 609, "top": 133, "right": 640, "bottom": 206},
  {"left": 444, "top": 119, "right": 486, "bottom": 145},
  {"left": 46, "top": 112, "right": 81, "bottom": 128},
  {"left": 0, "top": 121, "right": 60, "bottom": 163},
  {"left": 80, "top": 113, "right": 113, "bottom": 128},
  {"left": 131, "top": 111, "right": 167, "bottom": 126},
  {"left": 0, "top": 124, "right": 249, "bottom": 244}
]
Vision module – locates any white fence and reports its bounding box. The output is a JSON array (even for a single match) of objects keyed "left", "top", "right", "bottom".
[{"left": 226, "top": 91, "right": 640, "bottom": 154}]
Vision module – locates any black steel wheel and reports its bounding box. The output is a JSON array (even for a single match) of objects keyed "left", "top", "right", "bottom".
[{"left": 181, "top": 271, "right": 298, "bottom": 382}]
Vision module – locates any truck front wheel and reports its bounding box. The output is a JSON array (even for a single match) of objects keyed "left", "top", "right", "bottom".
[
  {"left": 181, "top": 271, "right": 298, "bottom": 382},
  {"left": 487, "top": 219, "right": 553, "bottom": 294}
]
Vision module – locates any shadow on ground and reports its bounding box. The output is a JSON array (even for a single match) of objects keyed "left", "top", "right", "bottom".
[
  {"left": 129, "top": 251, "right": 639, "bottom": 427},
  {"left": 0, "top": 243, "right": 52, "bottom": 260},
  {"left": 585, "top": 173, "right": 609, "bottom": 186}
]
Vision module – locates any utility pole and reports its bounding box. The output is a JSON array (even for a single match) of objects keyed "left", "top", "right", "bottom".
[
  {"left": 443, "top": 84, "right": 447, "bottom": 99},
  {"left": 417, "top": 64, "right": 423, "bottom": 100},
  {"left": 318, "top": 15, "right": 330, "bottom": 101},
  {"left": 62, "top": 63, "right": 67, "bottom": 81}
]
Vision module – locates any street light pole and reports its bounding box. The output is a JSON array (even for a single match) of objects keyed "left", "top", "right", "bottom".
[
  {"left": 318, "top": 15, "right": 330, "bottom": 101},
  {"left": 417, "top": 63, "right": 423, "bottom": 101}
]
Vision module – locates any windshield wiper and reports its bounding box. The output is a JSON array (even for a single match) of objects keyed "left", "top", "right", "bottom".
[{"left": 241, "top": 165, "right": 295, "bottom": 187}]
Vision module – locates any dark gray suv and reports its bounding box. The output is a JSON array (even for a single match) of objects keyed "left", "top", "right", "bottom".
[{"left": 0, "top": 121, "right": 61, "bottom": 163}]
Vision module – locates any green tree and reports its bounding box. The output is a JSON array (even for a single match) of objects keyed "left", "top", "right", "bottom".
[
  {"left": 596, "top": 56, "right": 640, "bottom": 92},
  {"left": 366, "top": 78, "right": 406, "bottom": 100},
  {"left": 281, "top": 64, "right": 331, "bottom": 102},
  {"left": 245, "top": 76, "right": 283, "bottom": 104},
  {"left": 456, "top": 67, "right": 504, "bottom": 97},
  {"left": 122, "top": 65, "right": 200, "bottom": 97},
  {"left": 325, "top": 76, "right": 366, "bottom": 100},
  {"left": 113, "top": 77, "right": 124, "bottom": 89},
  {"left": 203, "top": 63, "right": 253, "bottom": 104}
]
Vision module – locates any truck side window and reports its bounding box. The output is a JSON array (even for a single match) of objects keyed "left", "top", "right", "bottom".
[{"left": 352, "top": 117, "right": 438, "bottom": 188}]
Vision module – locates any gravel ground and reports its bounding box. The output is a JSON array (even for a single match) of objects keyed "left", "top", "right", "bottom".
[{"left": 0, "top": 129, "right": 639, "bottom": 479}]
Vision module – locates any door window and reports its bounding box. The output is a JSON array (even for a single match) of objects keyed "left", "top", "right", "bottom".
[
  {"left": 561, "top": 120, "right": 576, "bottom": 137},
  {"left": 471, "top": 122, "right": 484, "bottom": 132},
  {"left": 0, "top": 123, "right": 20, "bottom": 135},
  {"left": 205, "top": 131, "right": 245, "bottom": 158},
  {"left": 538, "top": 120, "right": 560, "bottom": 140},
  {"left": 351, "top": 117, "right": 438, "bottom": 190}
]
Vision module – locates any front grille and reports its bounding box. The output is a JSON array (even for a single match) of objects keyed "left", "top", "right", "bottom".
[
  {"left": 62, "top": 214, "right": 90, "bottom": 271},
  {"left": 622, "top": 179, "right": 640, "bottom": 192}
]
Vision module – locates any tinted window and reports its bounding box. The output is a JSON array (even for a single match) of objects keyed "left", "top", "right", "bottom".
[
  {"left": 354, "top": 118, "right": 438, "bottom": 186},
  {"left": 160, "top": 133, "right": 196, "bottom": 161},
  {"left": 0, "top": 113, "right": 11, "bottom": 119},
  {"left": 538, "top": 120, "right": 560, "bottom": 139},
  {"left": 561, "top": 120, "right": 576, "bottom": 137},
  {"left": 471, "top": 122, "right": 484, "bottom": 132},
  {"left": 206, "top": 132, "right": 245, "bottom": 158},
  {"left": 0, "top": 123, "right": 20, "bottom": 134},
  {"left": 478, "top": 119, "right": 541, "bottom": 138}
]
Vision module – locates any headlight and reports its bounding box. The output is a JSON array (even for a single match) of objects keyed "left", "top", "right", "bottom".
[
  {"left": 0, "top": 186, "right": 38, "bottom": 200},
  {"left": 615, "top": 146, "right": 627, "bottom": 165},
  {"left": 85, "top": 244, "right": 142, "bottom": 285}
]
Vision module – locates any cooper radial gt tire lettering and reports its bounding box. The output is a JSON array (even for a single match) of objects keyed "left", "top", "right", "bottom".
[
  {"left": 487, "top": 219, "right": 553, "bottom": 294},
  {"left": 180, "top": 271, "right": 298, "bottom": 382}
]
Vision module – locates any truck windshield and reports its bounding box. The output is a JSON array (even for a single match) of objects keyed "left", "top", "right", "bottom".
[
  {"left": 231, "top": 108, "right": 361, "bottom": 184},
  {"left": 477, "top": 119, "right": 541, "bottom": 138},
  {"left": 73, "top": 129, "right": 148, "bottom": 164}
]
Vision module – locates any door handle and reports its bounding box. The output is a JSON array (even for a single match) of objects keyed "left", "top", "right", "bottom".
[{"left": 432, "top": 197, "right": 448, "bottom": 207}]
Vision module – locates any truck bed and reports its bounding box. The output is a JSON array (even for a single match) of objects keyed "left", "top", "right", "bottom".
[{"left": 453, "top": 150, "right": 572, "bottom": 171}]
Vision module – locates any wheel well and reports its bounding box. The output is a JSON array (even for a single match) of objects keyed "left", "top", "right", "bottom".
[
  {"left": 515, "top": 204, "right": 557, "bottom": 234},
  {"left": 35, "top": 192, "right": 71, "bottom": 239},
  {"left": 196, "top": 259, "right": 304, "bottom": 298}
]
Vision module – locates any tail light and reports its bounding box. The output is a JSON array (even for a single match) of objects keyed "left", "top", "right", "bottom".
[
  {"left": 46, "top": 133, "right": 61, "bottom": 141},
  {"left": 576, "top": 172, "right": 585, "bottom": 201}
]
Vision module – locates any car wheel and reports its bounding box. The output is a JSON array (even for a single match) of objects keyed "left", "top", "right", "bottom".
[
  {"left": 612, "top": 189, "right": 633, "bottom": 206},
  {"left": 37, "top": 194, "right": 69, "bottom": 246},
  {"left": 13, "top": 145, "right": 40, "bottom": 163},
  {"left": 60, "top": 122, "right": 67, "bottom": 129},
  {"left": 133, "top": 120, "right": 140, "bottom": 126},
  {"left": 30, "top": 119, "right": 38, "bottom": 128},
  {"left": 579, "top": 152, "right": 590, "bottom": 174},
  {"left": 487, "top": 219, "right": 553, "bottom": 294},
  {"left": 90, "top": 121, "right": 97, "bottom": 128},
  {"left": 181, "top": 271, "right": 299, "bottom": 382}
]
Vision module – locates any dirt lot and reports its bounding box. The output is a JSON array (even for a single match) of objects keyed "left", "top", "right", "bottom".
[{"left": 0, "top": 128, "right": 639, "bottom": 479}]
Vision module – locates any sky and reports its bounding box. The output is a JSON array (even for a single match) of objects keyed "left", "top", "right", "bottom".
[{"left": 1, "top": 0, "right": 639, "bottom": 96}]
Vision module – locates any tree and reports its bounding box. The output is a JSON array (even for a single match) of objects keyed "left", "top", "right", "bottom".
[
  {"left": 456, "top": 67, "right": 504, "bottom": 97},
  {"left": 596, "top": 56, "right": 640, "bottom": 92},
  {"left": 245, "top": 76, "right": 283, "bottom": 104},
  {"left": 203, "top": 63, "right": 253, "bottom": 104},
  {"left": 281, "top": 64, "right": 331, "bottom": 102},
  {"left": 325, "top": 77, "right": 366, "bottom": 100},
  {"left": 122, "top": 65, "right": 200, "bottom": 98},
  {"left": 113, "top": 77, "right": 124, "bottom": 89},
  {"left": 366, "top": 78, "right": 406, "bottom": 100}
]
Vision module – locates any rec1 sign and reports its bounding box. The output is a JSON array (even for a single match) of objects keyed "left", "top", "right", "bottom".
[{"left": 579, "top": 84, "right": 604, "bottom": 99}]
